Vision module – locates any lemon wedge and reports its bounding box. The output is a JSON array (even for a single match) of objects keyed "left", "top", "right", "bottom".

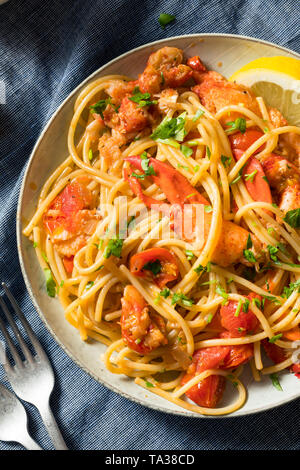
[{"left": 229, "top": 56, "right": 300, "bottom": 125}]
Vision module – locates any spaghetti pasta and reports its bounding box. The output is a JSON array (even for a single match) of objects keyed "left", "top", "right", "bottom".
[{"left": 24, "top": 46, "right": 300, "bottom": 415}]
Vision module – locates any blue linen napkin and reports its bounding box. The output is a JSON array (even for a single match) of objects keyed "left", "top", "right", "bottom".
[{"left": 0, "top": 0, "right": 299, "bottom": 451}]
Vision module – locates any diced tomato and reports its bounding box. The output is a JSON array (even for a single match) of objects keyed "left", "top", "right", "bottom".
[
  {"left": 129, "top": 248, "right": 179, "bottom": 288},
  {"left": 220, "top": 293, "right": 260, "bottom": 336},
  {"left": 291, "top": 363, "right": 300, "bottom": 379},
  {"left": 63, "top": 256, "right": 74, "bottom": 274},
  {"left": 229, "top": 130, "right": 265, "bottom": 155},
  {"left": 262, "top": 339, "right": 287, "bottom": 364},
  {"left": 181, "top": 372, "right": 226, "bottom": 408},
  {"left": 220, "top": 332, "right": 254, "bottom": 369},
  {"left": 180, "top": 346, "right": 229, "bottom": 408}
]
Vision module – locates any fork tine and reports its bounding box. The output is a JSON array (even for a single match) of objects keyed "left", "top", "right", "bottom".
[
  {"left": 2, "top": 283, "right": 45, "bottom": 357},
  {"left": 0, "top": 296, "right": 34, "bottom": 363},
  {"left": 0, "top": 314, "right": 23, "bottom": 369}
]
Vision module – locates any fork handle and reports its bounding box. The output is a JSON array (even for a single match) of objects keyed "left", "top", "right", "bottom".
[{"left": 38, "top": 403, "right": 68, "bottom": 450}]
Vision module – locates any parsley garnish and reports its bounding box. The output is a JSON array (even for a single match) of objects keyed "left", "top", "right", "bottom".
[
  {"left": 221, "top": 155, "right": 232, "bottom": 168},
  {"left": 216, "top": 284, "right": 228, "bottom": 304},
  {"left": 145, "top": 380, "right": 154, "bottom": 388},
  {"left": 88, "top": 149, "right": 93, "bottom": 161},
  {"left": 131, "top": 172, "right": 146, "bottom": 180},
  {"left": 44, "top": 268, "right": 56, "bottom": 298},
  {"left": 270, "top": 373, "right": 283, "bottom": 391},
  {"left": 103, "top": 237, "right": 123, "bottom": 259},
  {"left": 86, "top": 281, "right": 94, "bottom": 290},
  {"left": 226, "top": 117, "right": 247, "bottom": 134},
  {"left": 246, "top": 234, "right": 253, "bottom": 250},
  {"left": 282, "top": 279, "right": 300, "bottom": 299},
  {"left": 244, "top": 170, "right": 257, "bottom": 183},
  {"left": 143, "top": 260, "right": 162, "bottom": 276},
  {"left": 242, "top": 299, "right": 250, "bottom": 313},
  {"left": 206, "top": 313, "right": 213, "bottom": 324},
  {"left": 194, "top": 262, "right": 211, "bottom": 275},
  {"left": 243, "top": 249, "right": 256, "bottom": 263},
  {"left": 151, "top": 113, "right": 187, "bottom": 143},
  {"left": 269, "top": 333, "right": 283, "bottom": 343},
  {"left": 185, "top": 250, "right": 194, "bottom": 260},
  {"left": 283, "top": 209, "right": 300, "bottom": 228},
  {"left": 171, "top": 293, "right": 194, "bottom": 307},
  {"left": 160, "top": 288, "right": 171, "bottom": 298},
  {"left": 158, "top": 13, "right": 176, "bottom": 28},
  {"left": 90, "top": 98, "right": 112, "bottom": 118},
  {"left": 267, "top": 245, "right": 279, "bottom": 263},
  {"left": 129, "top": 87, "right": 157, "bottom": 107},
  {"left": 140, "top": 152, "right": 156, "bottom": 175},
  {"left": 180, "top": 144, "right": 193, "bottom": 158},
  {"left": 234, "top": 299, "right": 243, "bottom": 317}
]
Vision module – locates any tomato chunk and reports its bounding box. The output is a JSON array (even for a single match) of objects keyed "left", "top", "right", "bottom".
[
  {"left": 220, "top": 293, "right": 260, "bottom": 336},
  {"left": 130, "top": 248, "right": 179, "bottom": 288}
]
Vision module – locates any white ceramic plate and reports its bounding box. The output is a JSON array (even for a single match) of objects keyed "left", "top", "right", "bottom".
[{"left": 17, "top": 34, "right": 300, "bottom": 417}]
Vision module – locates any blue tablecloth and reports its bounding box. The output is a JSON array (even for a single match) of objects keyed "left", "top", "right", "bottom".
[{"left": 0, "top": 0, "right": 299, "bottom": 451}]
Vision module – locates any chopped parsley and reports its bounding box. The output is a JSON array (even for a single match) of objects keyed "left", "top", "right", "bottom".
[
  {"left": 269, "top": 333, "right": 283, "bottom": 344},
  {"left": 158, "top": 13, "right": 176, "bottom": 28},
  {"left": 90, "top": 98, "right": 112, "bottom": 118},
  {"left": 185, "top": 250, "right": 194, "bottom": 261},
  {"left": 42, "top": 252, "right": 49, "bottom": 263},
  {"left": 145, "top": 380, "right": 154, "bottom": 388},
  {"left": 171, "top": 292, "right": 194, "bottom": 307},
  {"left": 243, "top": 249, "right": 256, "bottom": 263},
  {"left": 143, "top": 260, "right": 162, "bottom": 276},
  {"left": 33, "top": 241, "right": 38, "bottom": 248},
  {"left": 44, "top": 268, "right": 56, "bottom": 298},
  {"left": 206, "top": 146, "right": 211, "bottom": 159},
  {"left": 180, "top": 144, "right": 193, "bottom": 158},
  {"left": 103, "top": 237, "right": 123, "bottom": 259},
  {"left": 242, "top": 299, "right": 250, "bottom": 313},
  {"left": 88, "top": 149, "right": 93, "bottom": 161},
  {"left": 267, "top": 245, "right": 279, "bottom": 263},
  {"left": 226, "top": 117, "right": 247, "bottom": 134},
  {"left": 194, "top": 262, "right": 211, "bottom": 275},
  {"left": 230, "top": 172, "right": 242, "bottom": 186},
  {"left": 204, "top": 205, "right": 213, "bottom": 213},
  {"left": 270, "top": 373, "right": 283, "bottom": 391},
  {"left": 216, "top": 284, "right": 228, "bottom": 304},
  {"left": 246, "top": 234, "right": 253, "bottom": 250},
  {"left": 140, "top": 152, "right": 156, "bottom": 175},
  {"left": 234, "top": 299, "right": 243, "bottom": 317},
  {"left": 282, "top": 279, "right": 300, "bottom": 299},
  {"left": 86, "top": 281, "right": 94, "bottom": 290},
  {"left": 221, "top": 155, "right": 232, "bottom": 168},
  {"left": 129, "top": 87, "right": 157, "bottom": 107},
  {"left": 244, "top": 170, "right": 257, "bottom": 183},
  {"left": 206, "top": 313, "right": 213, "bottom": 324},
  {"left": 160, "top": 288, "right": 171, "bottom": 298},
  {"left": 131, "top": 172, "right": 146, "bottom": 180},
  {"left": 283, "top": 208, "right": 300, "bottom": 228},
  {"left": 151, "top": 113, "right": 187, "bottom": 144}
]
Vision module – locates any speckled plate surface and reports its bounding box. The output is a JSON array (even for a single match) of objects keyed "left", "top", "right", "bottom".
[{"left": 17, "top": 34, "right": 300, "bottom": 417}]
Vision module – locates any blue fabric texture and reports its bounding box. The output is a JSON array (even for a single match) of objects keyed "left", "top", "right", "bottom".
[{"left": 0, "top": 0, "right": 299, "bottom": 451}]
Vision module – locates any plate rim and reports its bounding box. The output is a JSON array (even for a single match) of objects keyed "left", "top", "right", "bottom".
[{"left": 17, "top": 33, "right": 300, "bottom": 419}]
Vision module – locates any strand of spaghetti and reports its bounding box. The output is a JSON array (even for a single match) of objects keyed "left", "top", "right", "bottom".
[
  {"left": 254, "top": 341, "right": 263, "bottom": 370},
  {"left": 261, "top": 357, "right": 294, "bottom": 375},
  {"left": 195, "top": 332, "right": 266, "bottom": 348},
  {"left": 135, "top": 371, "right": 246, "bottom": 416}
]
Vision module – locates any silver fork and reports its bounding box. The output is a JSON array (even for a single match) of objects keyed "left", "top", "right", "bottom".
[
  {"left": 0, "top": 282, "right": 68, "bottom": 450},
  {"left": 0, "top": 383, "right": 42, "bottom": 450}
]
